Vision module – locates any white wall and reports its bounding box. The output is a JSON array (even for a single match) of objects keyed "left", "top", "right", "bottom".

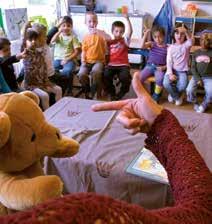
[{"left": 96, "top": 0, "right": 212, "bottom": 17}]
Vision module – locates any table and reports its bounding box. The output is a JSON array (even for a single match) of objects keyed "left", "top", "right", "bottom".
[{"left": 44, "top": 97, "right": 212, "bottom": 209}]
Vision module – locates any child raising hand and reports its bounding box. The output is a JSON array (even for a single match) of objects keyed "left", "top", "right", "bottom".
[
  {"left": 137, "top": 25, "right": 168, "bottom": 102},
  {"left": 163, "top": 24, "right": 192, "bottom": 106}
]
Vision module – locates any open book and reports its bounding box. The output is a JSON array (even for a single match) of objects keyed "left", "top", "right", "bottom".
[{"left": 126, "top": 147, "right": 169, "bottom": 185}]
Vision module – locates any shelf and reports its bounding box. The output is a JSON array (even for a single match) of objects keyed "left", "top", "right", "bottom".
[
  {"left": 175, "top": 16, "right": 212, "bottom": 48},
  {"left": 176, "top": 16, "right": 212, "bottom": 24}
]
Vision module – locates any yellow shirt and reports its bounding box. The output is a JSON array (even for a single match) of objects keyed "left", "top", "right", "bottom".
[{"left": 82, "top": 33, "right": 107, "bottom": 64}]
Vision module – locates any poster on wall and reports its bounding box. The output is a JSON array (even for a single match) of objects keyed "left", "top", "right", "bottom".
[{"left": 3, "top": 8, "right": 28, "bottom": 40}]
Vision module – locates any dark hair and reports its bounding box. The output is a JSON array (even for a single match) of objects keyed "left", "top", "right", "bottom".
[
  {"left": 61, "top": 16, "right": 73, "bottom": 26},
  {"left": 21, "top": 28, "right": 39, "bottom": 51},
  {"left": 151, "top": 25, "right": 165, "bottom": 37},
  {"left": 171, "top": 23, "right": 189, "bottom": 43},
  {"left": 0, "top": 37, "right": 11, "bottom": 50},
  {"left": 112, "top": 21, "right": 125, "bottom": 33}
]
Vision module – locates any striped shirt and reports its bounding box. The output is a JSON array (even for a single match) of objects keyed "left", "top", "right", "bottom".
[{"left": 147, "top": 42, "right": 167, "bottom": 65}]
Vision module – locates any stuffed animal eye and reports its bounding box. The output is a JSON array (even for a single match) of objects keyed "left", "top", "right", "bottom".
[
  {"left": 56, "top": 132, "right": 61, "bottom": 140},
  {"left": 31, "top": 133, "right": 36, "bottom": 142}
]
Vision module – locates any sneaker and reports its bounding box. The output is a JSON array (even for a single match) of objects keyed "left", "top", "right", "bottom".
[
  {"left": 193, "top": 104, "right": 199, "bottom": 111},
  {"left": 168, "top": 94, "right": 174, "bottom": 103},
  {"left": 175, "top": 95, "right": 183, "bottom": 106},
  {"left": 195, "top": 105, "right": 205, "bottom": 113}
]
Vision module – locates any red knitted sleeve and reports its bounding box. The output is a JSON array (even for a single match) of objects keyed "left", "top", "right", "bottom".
[
  {"left": 146, "top": 110, "right": 212, "bottom": 223},
  {"left": 0, "top": 110, "right": 211, "bottom": 224}
]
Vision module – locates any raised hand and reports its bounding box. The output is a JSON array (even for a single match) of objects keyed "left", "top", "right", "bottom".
[
  {"left": 92, "top": 73, "right": 163, "bottom": 134},
  {"left": 56, "top": 17, "right": 65, "bottom": 29}
]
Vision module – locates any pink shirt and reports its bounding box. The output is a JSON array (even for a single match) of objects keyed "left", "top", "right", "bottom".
[{"left": 166, "top": 39, "right": 192, "bottom": 75}]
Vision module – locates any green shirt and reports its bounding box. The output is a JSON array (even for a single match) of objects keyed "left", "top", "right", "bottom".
[{"left": 54, "top": 33, "right": 81, "bottom": 60}]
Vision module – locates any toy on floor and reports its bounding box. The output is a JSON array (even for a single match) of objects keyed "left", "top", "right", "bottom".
[{"left": 0, "top": 91, "right": 79, "bottom": 215}]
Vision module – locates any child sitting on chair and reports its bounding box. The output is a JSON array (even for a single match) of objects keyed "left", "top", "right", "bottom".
[
  {"left": 77, "top": 12, "right": 110, "bottom": 99},
  {"left": 104, "top": 15, "right": 132, "bottom": 101},
  {"left": 163, "top": 24, "right": 192, "bottom": 106},
  {"left": 51, "top": 16, "right": 81, "bottom": 95},
  {"left": 186, "top": 32, "right": 212, "bottom": 113},
  {"left": 138, "top": 25, "right": 167, "bottom": 103},
  {"left": 0, "top": 37, "right": 26, "bottom": 92},
  {"left": 22, "top": 29, "right": 62, "bottom": 110}
]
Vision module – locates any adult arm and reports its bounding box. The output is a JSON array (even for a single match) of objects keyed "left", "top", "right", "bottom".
[
  {"left": 146, "top": 110, "right": 212, "bottom": 223},
  {"left": 0, "top": 74, "right": 211, "bottom": 223},
  {"left": 1, "top": 110, "right": 211, "bottom": 224}
]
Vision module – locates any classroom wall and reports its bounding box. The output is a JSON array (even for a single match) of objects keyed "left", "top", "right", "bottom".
[{"left": 96, "top": 0, "right": 212, "bottom": 17}]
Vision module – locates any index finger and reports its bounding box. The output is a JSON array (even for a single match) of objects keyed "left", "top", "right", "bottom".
[
  {"left": 91, "top": 99, "right": 129, "bottom": 112},
  {"left": 132, "top": 73, "right": 150, "bottom": 99}
]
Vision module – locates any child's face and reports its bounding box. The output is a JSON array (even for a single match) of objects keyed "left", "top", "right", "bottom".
[
  {"left": 112, "top": 27, "right": 124, "bottom": 39},
  {"left": 61, "top": 22, "right": 72, "bottom": 35},
  {"left": 152, "top": 31, "right": 164, "bottom": 45},
  {"left": 0, "top": 44, "right": 11, "bottom": 57},
  {"left": 26, "top": 38, "right": 37, "bottom": 49},
  {"left": 174, "top": 28, "right": 186, "bottom": 44},
  {"left": 85, "top": 14, "right": 98, "bottom": 29},
  {"left": 200, "top": 34, "right": 210, "bottom": 49}
]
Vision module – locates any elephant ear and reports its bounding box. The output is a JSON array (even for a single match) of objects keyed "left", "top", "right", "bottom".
[
  {"left": 0, "top": 112, "right": 11, "bottom": 148},
  {"left": 20, "top": 91, "right": 40, "bottom": 105}
]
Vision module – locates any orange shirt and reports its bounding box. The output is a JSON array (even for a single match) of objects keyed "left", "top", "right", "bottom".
[{"left": 82, "top": 32, "right": 107, "bottom": 64}]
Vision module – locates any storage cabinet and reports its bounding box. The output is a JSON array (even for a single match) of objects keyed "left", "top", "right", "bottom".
[{"left": 70, "top": 13, "right": 147, "bottom": 63}]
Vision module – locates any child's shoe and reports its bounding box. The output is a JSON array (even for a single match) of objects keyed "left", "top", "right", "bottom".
[
  {"left": 168, "top": 94, "right": 174, "bottom": 103},
  {"left": 175, "top": 95, "right": 184, "bottom": 106},
  {"left": 152, "top": 93, "right": 161, "bottom": 103},
  {"left": 193, "top": 104, "right": 199, "bottom": 111},
  {"left": 195, "top": 104, "right": 206, "bottom": 113}
]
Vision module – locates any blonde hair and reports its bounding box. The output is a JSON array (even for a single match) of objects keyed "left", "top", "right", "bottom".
[
  {"left": 200, "top": 33, "right": 212, "bottom": 49},
  {"left": 85, "top": 11, "right": 98, "bottom": 22}
]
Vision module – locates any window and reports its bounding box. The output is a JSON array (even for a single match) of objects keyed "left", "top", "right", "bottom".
[{"left": 0, "top": 0, "right": 61, "bottom": 28}]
